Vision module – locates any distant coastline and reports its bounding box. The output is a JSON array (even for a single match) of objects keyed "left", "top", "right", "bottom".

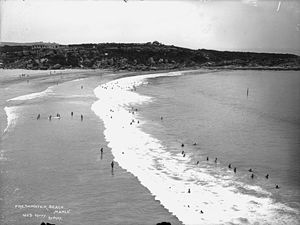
[{"left": 1, "top": 41, "right": 299, "bottom": 71}]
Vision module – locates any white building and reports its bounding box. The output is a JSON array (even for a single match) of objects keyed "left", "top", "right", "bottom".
[{"left": 32, "top": 43, "right": 61, "bottom": 50}]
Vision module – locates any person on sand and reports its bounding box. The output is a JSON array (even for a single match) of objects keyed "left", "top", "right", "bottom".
[{"left": 100, "top": 148, "right": 103, "bottom": 160}]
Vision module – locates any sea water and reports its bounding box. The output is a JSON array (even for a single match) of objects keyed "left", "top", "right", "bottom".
[
  {"left": 0, "top": 71, "right": 182, "bottom": 225},
  {"left": 92, "top": 70, "right": 300, "bottom": 225}
]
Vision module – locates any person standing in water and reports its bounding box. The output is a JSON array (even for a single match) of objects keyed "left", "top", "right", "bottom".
[
  {"left": 247, "top": 88, "right": 249, "bottom": 97},
  {"left": 81, "top": 114, "right": 83, "bottom": 121},
  {"left": 111, "top": 161, "right": 115, "bottom": 172}
]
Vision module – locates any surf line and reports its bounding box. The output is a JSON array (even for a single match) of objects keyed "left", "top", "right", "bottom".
[
  {"left": 7, "top": 86, "right": 54, "bottom": 102},
  {"left": 91, "top": 71, "right": 299, "bottom": 225}
]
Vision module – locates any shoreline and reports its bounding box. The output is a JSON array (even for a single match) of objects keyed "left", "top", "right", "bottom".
[
  {"left": 1, "top": 71, "right": 184, "bottom": 225},
  {"left": 91, "top": 70, "right": 300, "bottom": 224},
  {"left": 2, "top": 68, "right": 299, "bottom": 224}
]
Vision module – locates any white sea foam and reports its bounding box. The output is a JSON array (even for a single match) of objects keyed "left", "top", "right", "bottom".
[
  {"left": 7, "top": 86, "right": 53, "bottom": 102},
  {"left": 3, "top": 106, "right": 19, "bottom": 134},
  {"left": 92, "top": 72, "right": 299, "bottom": 225}
]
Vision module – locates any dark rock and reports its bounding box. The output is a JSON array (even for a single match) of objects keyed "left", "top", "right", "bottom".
[{"left": 156, "top": 222, "right": 171, "bottom": 225}]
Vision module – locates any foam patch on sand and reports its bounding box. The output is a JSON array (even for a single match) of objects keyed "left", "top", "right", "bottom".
[{"left": 92, "top": 71, "right": 299, "bottom": 225}]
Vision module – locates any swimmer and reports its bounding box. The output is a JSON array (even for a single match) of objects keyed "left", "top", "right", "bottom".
[
  {"left": 228, "top": 164, "right": 232, "bottom": 169},
  {"left": 248, "top": 168, "right": 253, "bottom": 172},
  {"left": 275, "top": 185, "right": 280, "bottom": 189},
  {"left": 181, "top": 143, "right": 184, "bottom": 147},
  {"left": 265, "top": 174, "right": 269, "bottom": 179},
  {"left": 206, "top": 157, "right": 209, "bottom": 161}
]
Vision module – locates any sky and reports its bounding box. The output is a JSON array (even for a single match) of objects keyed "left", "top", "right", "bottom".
[{"left": 0, "top": 0, "right": 300, "bottom": 54}]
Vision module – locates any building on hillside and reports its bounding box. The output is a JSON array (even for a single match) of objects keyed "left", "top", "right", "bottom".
[
  {"left": 32, "top": 43, "right": 61, "bottom": 50},
  {"left": 32, "top": 44, "right": 47, "bottom": 50}
]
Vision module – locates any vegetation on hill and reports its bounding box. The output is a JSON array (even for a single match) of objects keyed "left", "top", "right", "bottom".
[{"left": 0, "top": 42, "right": 299, "bottom": 70}]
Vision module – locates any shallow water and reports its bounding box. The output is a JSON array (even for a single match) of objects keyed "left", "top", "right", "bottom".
[
  {"left": 91, "top": 70, "right": 300, "bottom": 224},
  {"left": 0, "top": 70, "right": 182, "bottom": 225}
]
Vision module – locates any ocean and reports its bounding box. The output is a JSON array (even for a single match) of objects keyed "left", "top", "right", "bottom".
[
  {"left": 92, "top": 69, "right": 300, "bottom": 224},
  {"left": 1, "top": 69, "right": 299, "bottom": 225}
]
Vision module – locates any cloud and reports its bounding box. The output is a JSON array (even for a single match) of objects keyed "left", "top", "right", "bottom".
[
  {"left": 241, "top": 0, "right": 258, "bottom": 7},
  {"left": 277, "top": 1, "right": 281, "bottom": 12}
]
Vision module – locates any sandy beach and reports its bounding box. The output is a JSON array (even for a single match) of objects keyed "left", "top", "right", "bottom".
[{"left": 0, "top": 69, "right": 183, "bottom": 225}]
